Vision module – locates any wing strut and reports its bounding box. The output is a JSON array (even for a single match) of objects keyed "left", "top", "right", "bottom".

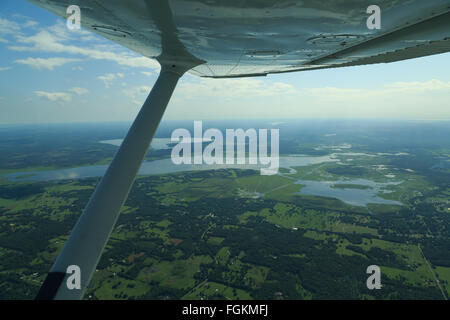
[{"left": 36, "top": 64, "right": 186, "bottom": 300}]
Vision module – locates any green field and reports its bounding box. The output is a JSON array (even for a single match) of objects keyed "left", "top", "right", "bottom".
[{"left": 0, "top": 122, "right": 449, "bottom": 300}]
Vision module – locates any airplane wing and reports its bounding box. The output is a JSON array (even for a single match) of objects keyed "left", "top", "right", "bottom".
[
  {"left": 29, "top": 0, "right": 450, "bottom": 300},
  {"left": 29, "top": 0, "right": 450, "bottom": 78}
]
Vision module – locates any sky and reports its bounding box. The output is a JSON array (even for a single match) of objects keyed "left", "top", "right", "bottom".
[{"left": 0, "top": 0, "right": 449, "bottom": 124}]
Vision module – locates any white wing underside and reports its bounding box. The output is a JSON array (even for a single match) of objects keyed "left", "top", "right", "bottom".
[{"left": 28, "top": 0, "right": 450, "bottom": 78}]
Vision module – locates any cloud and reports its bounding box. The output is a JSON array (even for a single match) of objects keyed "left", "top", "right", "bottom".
[
  {"left": 388, "top": 79, "right": 450, "bottom": 92},
  {"left": 11, "top": 14, "right": 39, "bottom": 29},
  {"left": 22, "top": 20, "right": 38, "bottom": 29},
  {"left": 14, "top": 57, "right": 81, "bottom": 70},
  {"left": 122, "top": 78, "right": 297, "bottom": 108},
  {"left": 0, "top": 17, "right": 21, "bottom": 35},
  {"left": 305, "top": 79, "right": 450, "bottom": 99},
  {"left": 0, "top": 67, "right": 11, "bottom": 71},
  {"left": 34, "top": 91, "right": 72, "bottom": 105},
  {"left": 34, "top": 86, "right": 88, "bottom": 105},
  {"left": 177, "top": 78, "right": 298, "bottom": 99},
  {"left": 8, "top": 21, "right": 160, "bottom": 71},
  {"left": 98, "top": 72, "right": 124, "bottom": 88},
  {"left": 164, "top": 78, "right": 450, "bottom": 121},
  {"left": 123, "top": 85, "right": 152, "bottom": 105},
  {"left": 69, "top": 87, "right": 89, "bottom": 95}
]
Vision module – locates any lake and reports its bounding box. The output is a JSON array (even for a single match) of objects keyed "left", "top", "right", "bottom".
[
  {"left": 5, "top": 154, "right": 338, "bottom": 182},
  {"left": 294, "top": 178, "right": 403, "bottom": 206},
  {"left": 3, "top": 144, "right": 403, "bottom": 207}
]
